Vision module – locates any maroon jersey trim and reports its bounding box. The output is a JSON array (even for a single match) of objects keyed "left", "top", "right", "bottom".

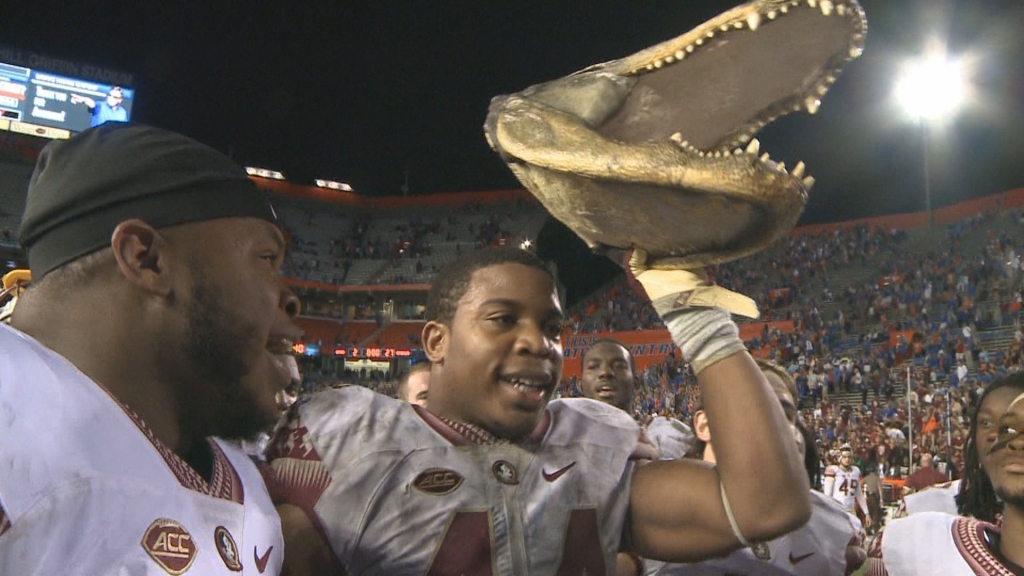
[
  {"left": 0, "top": 497, "right": 11, "bottom": 539},
  {"left": 92, "top": 381, "right": 244, "bottom": 504},
  {"left": 413, "top": 405, "right": 552, "bottom": 446},
  {"left": 952, "top": 517, "right": 1015, "bottom": 576}
]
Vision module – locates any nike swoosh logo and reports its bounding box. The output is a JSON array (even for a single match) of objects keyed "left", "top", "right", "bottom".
[
  {"left": 255, "top": 545, "right": 274, "bottom": 574},
  {"left": 542, "top": 462, "right": 576, "bottom": 482},
  {"left": 789, "top": 551, "right": 814, "bottom": 565}
]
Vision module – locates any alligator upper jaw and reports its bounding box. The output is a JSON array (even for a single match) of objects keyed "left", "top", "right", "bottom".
[{"left": 484, "top": 0, "right": 867, "bottom": 265}]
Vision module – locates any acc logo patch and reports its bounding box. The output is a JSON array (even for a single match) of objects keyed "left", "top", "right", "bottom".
[
  {"left": 141, "top": 518, "right": 197, "bottom": 575},
  {"left": 214, "top": 526, "right": 243, "bottom": 572},
  {"left": 492, "top": 460, "right": 519, "bottom": 485},
  {"left": 413, "top": 468, "right": 465, "bottom": 495},
  {"left": 751, "top": 542, "right": 772, "bottom": 561}
]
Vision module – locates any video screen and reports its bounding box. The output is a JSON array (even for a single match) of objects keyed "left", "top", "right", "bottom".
[{"left": 0, "top": 60, "right": 134, "bottom": 140}]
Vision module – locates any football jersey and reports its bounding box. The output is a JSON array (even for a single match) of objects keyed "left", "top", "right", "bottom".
[
  {"left": 823, "top": 465, "right": 867, "bottom": 515},
  {"left": 648, "top": 491, "right": 863, "bottom": 575},
  {"left": 898, "top": 479, "right": 961, "bottom": 517},
  {"left": 266, "top": 386, "right": 648, "bottom": 576},
  {"left": 0, "top": 324, "right": 283, "bottom": 575},
  {"left": 644, "top": 416, "right": 694, "bottom": 460},
  {"left": 865, "top": 512, "right": 1018, "bottom": 576}
]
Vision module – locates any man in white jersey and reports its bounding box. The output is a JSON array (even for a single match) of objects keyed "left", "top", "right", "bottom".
[
  {"left": 579, "top": 338, "right": 695, "bottom": 461},
  {"left": 824, "top": 444, "right": 869, "bottom": 523},
  {"left": 0, "top": 124, "right": 302, "bottom": 574},
  {"left": 865, "top": 374, "right": 1024, "bottom": 575},
  {"left": 268, "top": 247, "right": 811, "bottom": 575},
  {"left": 396, "top": 360, "right": 431, "bottom": 407},
  {"left": 651, "top": 360, "right": 865, "bottom": 575},
  {"left": 579, "top": 338, "right": 693, "bottom": 575}
]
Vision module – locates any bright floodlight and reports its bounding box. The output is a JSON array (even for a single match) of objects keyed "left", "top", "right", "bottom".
[{"left": 895, "top": 54, "right": 965, "bottom": 120}]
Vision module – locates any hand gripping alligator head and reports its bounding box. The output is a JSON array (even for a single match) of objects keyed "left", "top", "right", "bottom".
[{"left": 485, "top": 0, "right": 867, "bottom": 268}]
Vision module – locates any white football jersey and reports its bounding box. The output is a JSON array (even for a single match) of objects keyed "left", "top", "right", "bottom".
[
  {"left": 865, "top": 512, "right": 1013, "bottom": 576},
  {"left": 649, "top": 491, "right": 863, "bottom": 575},
  {"left": 823, "top": 465, "right": 867, "bottom": 515},
  {"left": 899, "top": 480, "right": 961, "bottom": 517},
  {"left": 0, "top": 324, "right": 283, "bottom": 575},
  {"left": 267, "top": 387, "right": 648, "bottom": 575},
  {"left": 644, "top": 416, "right": 694, "bottom": 460}
]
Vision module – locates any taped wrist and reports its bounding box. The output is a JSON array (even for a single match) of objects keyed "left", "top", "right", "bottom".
[{"left": 663, "top": 307, "right": 745, "bottom": 374}]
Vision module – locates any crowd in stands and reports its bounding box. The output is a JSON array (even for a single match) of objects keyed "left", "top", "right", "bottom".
[{"left": 557, "top": 210, "right": 1024, "bottom": 484}]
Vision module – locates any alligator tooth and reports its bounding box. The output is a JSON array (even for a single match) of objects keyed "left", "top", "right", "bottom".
[
  {"left": 806, "top": 97, "right": 821, "bottom": 114},
  {"left": 723, "top": 150, "right": 733, "bottom": 157},
  {"left": 837, "top": 4, "right": 846, "bottom": 16},
  {"left": 820, "top": 0, "right": 834, "bottom": 15},
  {"left": 734, "top": 148, "right": 744, "bottom": 155},
  {"left": 696, "top": 38, "right": 704, "bottom": 46},
  {"left": 646, "top": 64, "right": 654, "bottom": 71},
  {"left": 681, "top": 140, "right": 690, "bottom": 149},
  {"left": 792, "top": 161, "right": 806, "bottom": 178},
  {"left": 767, "top": 10, "right": 778, "bottom": 19},
  {"left": 747, "top": 13, "right": 762, "bottom": 31},
  {"left": 808, "top": 0, "right": 817, "bottom": 7},
  {"left": 777, "top": 162, "right": 786, "bottom": 172},
  {"left": 826, "top": 74, "right": 836, "bottom": 85},
  {"left": 746, "top": 138, "right": 761, "bottom": 155},
  {"left": 802, "top": 176, "right": 816, "bottom": 190},
  {"left": 760, "top": 152, "right": 770, "bottom": 162},
  {"left": 714, "top": 151, "right": 722, "bottom": 158},
  {"left": 686, "top": 44, "right": 695, "bottom": 53},
  {"left": 817, "top": 84, "right": 829, "bottom": 96},
  {"left": 670, "top": 132, "right": 683, "bottom": 142},
  {"left": 707, "top": 31, "right": 715, "bottom": 39},
  {"left": 734, "top": 21, "right": 745, "bottom": 29},
  {"left": 675, "top": 50, "right": 685, "bottom": 60},
  {"left": 720, "top": 24, "right": 730, "bottom": 32},
  {"left": 664, "top": 55, "right": 675, "bottom": 64},
  {"left": 654, "top": 59, "right": 664, "bottom": 69},
  {"left": 850, "top": 45, "right": 863, "bottom": 58},
  {"left": 780, "top": 5, "right": 789, "bottom": 13},
  {"left": 699, "top": 151, "right": 706, "bottom": 157}
]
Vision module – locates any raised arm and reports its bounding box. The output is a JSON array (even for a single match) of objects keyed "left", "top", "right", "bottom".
[{"left": 626, "top": 250, "right": 811, "bottom": 562}]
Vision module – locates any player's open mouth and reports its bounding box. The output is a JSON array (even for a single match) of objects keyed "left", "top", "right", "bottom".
[
  {"left": 596, "top": 385, "right": 619, "bottom": 399},
  {"left": 500, "top": 374, "right": 553, "bottom": 406}
]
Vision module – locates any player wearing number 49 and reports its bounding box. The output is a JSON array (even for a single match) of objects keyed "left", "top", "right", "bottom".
[
  {"left": 267, "top": 247, "right": 810, "bottom": 575},
  {"left": 824, "top": 444, "right": 869, "bottom": 522}
]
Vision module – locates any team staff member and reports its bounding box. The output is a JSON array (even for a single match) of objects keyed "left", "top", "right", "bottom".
[
  {"left": 0, "top": 123, "right": 301, "bottom": 575},
  {"left": 269, "top": 247, "right": 811, "bottom": 574}
]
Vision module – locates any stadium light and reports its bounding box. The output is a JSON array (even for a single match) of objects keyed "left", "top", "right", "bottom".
[
  {"left": 894, "top": 50, "right": 966, "bottom": 228},
  {"left": 520, "top": 239, "right": 532, "bottom": 250},
  {"left": 315, "top": 179, "right": 354, "bottom": 192},
  {"left": 245, "top": 166, "right": 286, "bottom": 180}
]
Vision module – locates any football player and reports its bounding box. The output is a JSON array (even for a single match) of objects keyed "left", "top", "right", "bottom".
[
  {"left": 579, "top": 338, "right": 694, "bottom": 460},
  {"left": 268, "top": 247, "right": 810, "bottom": 575},
  {"left": 824, "top": 444, "right": 869, "bottom": 523},
  {"left": 650, "top": 360, "right": 865, "bottom": 575},
  {"left": 397, "top": 360, "right": 431, "bottom": 407},
  {"left": 864, "top": 373, "right": 1024, "bottom": 574},
  {"left": 0, "top": 124, "right": 300, "bottom": 574}
]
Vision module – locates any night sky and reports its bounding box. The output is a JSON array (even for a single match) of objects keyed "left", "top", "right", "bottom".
[{"left": 4, "top": 0, "right": 1024, "bottom": 227}]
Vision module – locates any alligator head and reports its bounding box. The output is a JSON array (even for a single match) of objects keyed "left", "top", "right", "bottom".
[{"left": 485, "top": 0, "right": 867, "bottom": 268}]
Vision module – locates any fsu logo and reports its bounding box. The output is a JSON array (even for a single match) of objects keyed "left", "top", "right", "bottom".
[
  {"left": 413, "top": 468, "right": 464, "bottom": 495},
  {"left": 492, "top": 460, "right": 519, "bottom": 485},
  {"left": 141, "top": 519, "right": 197, "bottom": 575},
  {"left": 214, "top": 526, "right": 243, "bottom": 572}
]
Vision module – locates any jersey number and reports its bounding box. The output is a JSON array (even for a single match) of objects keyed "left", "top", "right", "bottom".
[
  {"left": 839, "top": 478, "right": 859, "bottom": 495},
  {"left": 426, "top": 508, "right": 606, "bottom": 575}
]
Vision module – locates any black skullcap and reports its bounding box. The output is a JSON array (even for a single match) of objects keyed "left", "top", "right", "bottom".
[{"left": 18, "top": 123, "right": 277, "bottom": 278}]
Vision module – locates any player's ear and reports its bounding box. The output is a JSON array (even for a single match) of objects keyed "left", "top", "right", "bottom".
[
  {"left": 110, "top": 219, "right": 174, "bottom": 298},
  {"left": 423, "top": 320, "right": 449, "bottom": 364},
  {"left": 693, "top": 410, "right": 711, "bottom": 443}
]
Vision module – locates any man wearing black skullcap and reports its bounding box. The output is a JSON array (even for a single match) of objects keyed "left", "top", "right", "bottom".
[{"left": 0, "top": 123, "right": 302, "bottom": 575}]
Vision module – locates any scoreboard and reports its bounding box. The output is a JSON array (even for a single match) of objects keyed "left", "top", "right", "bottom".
[
  {"left": 291, "top": 342, "right": 416, "bottom": 360},
  {"left": 0, "top": 59, "right": 134, "bottom": 140}
]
